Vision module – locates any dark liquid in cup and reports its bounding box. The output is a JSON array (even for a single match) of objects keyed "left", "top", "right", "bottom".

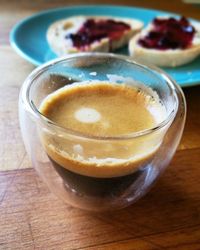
[
  {"left": 49, "top": 156, "right": 154, "bottom": 197},
  {"left": 40, "top": 81, "right": 165, "bottom": 197}
]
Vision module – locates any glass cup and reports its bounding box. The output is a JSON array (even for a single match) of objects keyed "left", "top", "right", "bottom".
[{"left": 19, "top": 53, "right": 186, "bottom": 212}]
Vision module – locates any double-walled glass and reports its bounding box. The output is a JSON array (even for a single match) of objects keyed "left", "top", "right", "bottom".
[{"left": 19, "top": 53, "right": 186, "bottom": 211}]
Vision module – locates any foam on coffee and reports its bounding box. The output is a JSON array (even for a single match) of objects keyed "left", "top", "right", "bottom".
[
  {"left": 39, "top": 81, "right": 167, "bottom": 178},
  {"left": 75, "top": 107, "right": 101, "bottom": 123}
]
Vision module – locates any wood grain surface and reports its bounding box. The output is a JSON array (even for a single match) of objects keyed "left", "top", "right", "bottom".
[{"left": 0, "top": 0, "right": 200, "bottom": 249}]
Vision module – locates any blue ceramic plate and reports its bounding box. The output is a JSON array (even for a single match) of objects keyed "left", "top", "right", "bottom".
[{"left": 10, "top": 5, "right": 200, "bottom": 87}]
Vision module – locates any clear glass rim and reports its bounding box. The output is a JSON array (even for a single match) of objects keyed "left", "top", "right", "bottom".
[{"left": 21, "top": 52, "right": 183, "bottom": 141}]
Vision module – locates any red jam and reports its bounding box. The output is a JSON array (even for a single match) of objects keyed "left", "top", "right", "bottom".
[
  {"left": 138, "top": 17, "right": 196, "bottom": 50},
  {"left": 67, "top": 19, "right": 131, "bottom": 49}
]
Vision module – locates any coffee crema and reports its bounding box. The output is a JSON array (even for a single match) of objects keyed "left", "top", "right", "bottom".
[{"left": 39, "top": 81, "right": 166, "bottom": 179}]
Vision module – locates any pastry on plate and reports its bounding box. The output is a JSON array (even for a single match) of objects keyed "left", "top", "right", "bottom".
[
  {"left": 129, "top": 16, "right": 200, "bottom": 67},
  {"left": 47, "top": 16, "right": 143, "bottom": 56}
]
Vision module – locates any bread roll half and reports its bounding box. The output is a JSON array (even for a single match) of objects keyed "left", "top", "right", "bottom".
[
  {"left": 129, "top": 17, "right": 200, "bottom": 67},
  {"left": 47, "top": 16, "right": 143, "bottom": 56}
]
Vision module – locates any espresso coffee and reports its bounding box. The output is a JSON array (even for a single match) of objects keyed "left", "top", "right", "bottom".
[{"left": 39, "top": 81, "right": 166, "bottom": 197}]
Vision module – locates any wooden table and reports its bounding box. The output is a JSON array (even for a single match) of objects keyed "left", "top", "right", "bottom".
[{"left": 1, "top": 1, "right": 200, "bottom": 249}]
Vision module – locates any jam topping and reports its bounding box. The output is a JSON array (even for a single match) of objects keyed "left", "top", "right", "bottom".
[
  {"left": 67, "top": 19, "right": 131, "bottom": 49},
  {"left": 138, "top": 17, "right": 196, "bottom": 50}
]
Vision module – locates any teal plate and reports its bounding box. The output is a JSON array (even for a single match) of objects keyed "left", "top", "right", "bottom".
[{"left": 10, "top": 5, "right": 200, "bottom": 87}]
